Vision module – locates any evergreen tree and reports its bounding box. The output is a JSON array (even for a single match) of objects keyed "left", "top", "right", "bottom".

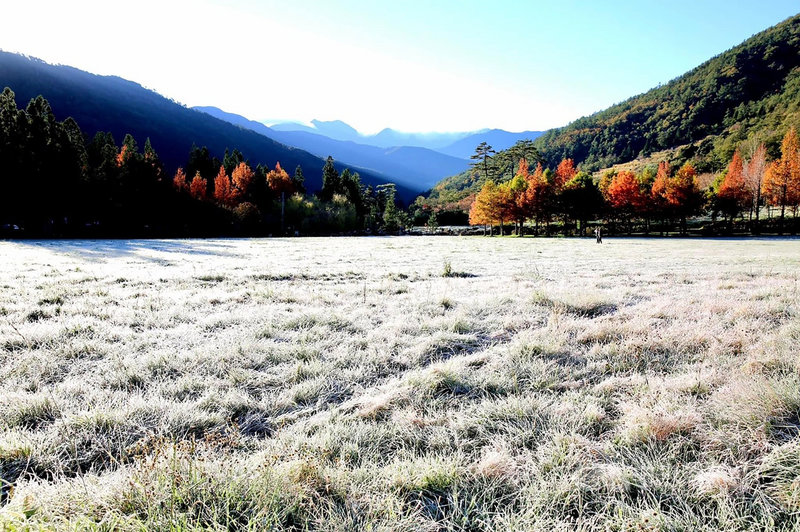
[
  {"left": 292, "top": 165, "right": 306, "bottom": 194},
  {"left": 470, "top": 142, "right": 496, "bottom": 182},
  {"left": 320, "top": 156, "right": 340, "bottom": 201}
]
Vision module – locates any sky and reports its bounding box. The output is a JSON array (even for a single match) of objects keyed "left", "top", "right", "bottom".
[{"left": 1, "top": 1, "right": 798, "bottom": 134}]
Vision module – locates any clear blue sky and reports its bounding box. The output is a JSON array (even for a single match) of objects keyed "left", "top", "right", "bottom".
[{"left": 3, "top": 1, "right": 798, "bottom": 133}]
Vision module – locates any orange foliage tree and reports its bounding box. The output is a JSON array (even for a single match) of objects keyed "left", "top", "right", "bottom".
[
  {"left": 555, "top": 158, "right": 577, "bottom": 189},
  {"left": 189, "top": 171, "right": 207, "bottom": 201},
  {"left": 266, "top": 162, "right": 293, "bottom": 194},
  {"left": 744, "top": 143, "right": 767, "bottom": 230},
  {"left": 468, "top": 181, "right": 493, "bottom": 230},
  {"left": 666, "top": 162, "right": 703, "bottom": 234},
  {"left": 650, "top": 162, "right": 672, "bottom": 234},
  {"left": 504, "top": 158, "right": 531, "bottom": 235},
  {"left": 518, "top": 163, "right": 553, "bottom": 232},
  {"left": 172, "top": 167, "right": 188, "bottom": 192},
  {"left": 469, "top": 180, "right": 511, "bottom": 235},
  {"left": 116, "top": 145, "right": 130, "bottom": 167},
  {"left": 762, "top": 128, "right": 800, "bottom": 231},
  {"left": 231, "top": 162, "right": 255, "bottom": 203},
  {"left": 214, "top": 166, "right": 235, "bottom": 207},
  {"left": 716, "top": 149, "right": 752, "bottom": 223},
  {"left": 606, "top": 170, "right": 646, "bottom": 234},
  {"left": 266, "top": 162, "right": 295, "bottom": 233}
]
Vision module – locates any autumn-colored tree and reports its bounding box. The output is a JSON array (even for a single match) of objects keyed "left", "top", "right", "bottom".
[
  {"left": 469, "top": 180, "right": 511, "bottom": 235},
  {"left": 649, "top": 161, "right": 671, "bottom": 234},
  {"left": 515, "top": 158, "right": 530, "bottom": 181},
  {"left": 456, "top": 193, "right": 476, "bottom": 214},
  {"left": 606, "top": 170, "right": 646, "bottom": 234},
  {"left": 189, "top": 171, "right": 207, "bottom": 201},
  {"left": 518, "top": 163, "right": 553, "bottom": 233},
  {"left": 116, "top": 144, "right": 130, "bottom": 167},
  {"left": 266, "top": 162, "right": 295, "bottom": 234},
  {"left": 606, "top": 170, "right": 642, "bottom": 210},
  {"left": 503, "top": 171, "right": 529, "bottom": 235},
  {"left": 555, "top": 158, "right": 577, "bottom": 189},
  {"left": 598, "top": 170, "right": 614, "bottom": 198},
  {"left": 651, "top": 162, "right": 669, "bottom": 204},
  {"left": 266, "top": 162, "right": 294, "bottom": 193},
  {"left": 214, "top": 166, "right": 234, "bottom": 207},
  {"left": 666, "top": 162, "right": 703, "bottom": 234},
  {"left": 468, "top": 182, "right": 493, "bottom": 229},
  {"left": 716, "top": 149, "right": 752, "bottom": 224},
  {"left": 762, "top": 128, "right": 800, "bottom": 232},
  {"left": 499, "top": 158, "right": 532, "bottom": 235},
  {"left": 172, "top": 167, "right": 188, "bottom": 192},
  {"left": 744, "top": 143, "right": 767, "bottom": 231},
  {"left": 231, "top": 161, "right": 255, "bottom": 203},
  {"left": 116, "top": 134, "right": 137, "bottom": 167}
]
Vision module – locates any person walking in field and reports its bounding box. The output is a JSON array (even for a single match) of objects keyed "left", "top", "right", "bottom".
[{"left": 595, "top": 227, "right": 602, "bottom": 244}]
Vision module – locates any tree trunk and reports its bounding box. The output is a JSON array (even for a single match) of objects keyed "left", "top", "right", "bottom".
[
  {"left": 753, "top": 190, "right": 761, "bottom": 234},
  {"left": 281, "top": 191, "right": 285, "bottom": 235},
  {"left": 780, "top": 185, "right": 787, "bottom": 235}
]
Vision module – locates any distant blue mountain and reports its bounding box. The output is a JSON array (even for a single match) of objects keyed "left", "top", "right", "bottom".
[
  {"left": 269, "top": 119, "right": 362, "bottom": 143},
  {"left": 309, "top": 119, "right": 362, "bottom": 142},
  {"left": 367, "top": 128, "right": 470, "bottom": 150},
  {"left": 267, "top": 120, "right": 545, "bottom": 160},
  {"left": 437, "top": 129, "right": 544, "bottom": 159},
  {"left": 195, "top": 107, "right": 470, "bottom": 191},
  {"left": 268, "top": 121, "right": 478, "bottom": 151}
]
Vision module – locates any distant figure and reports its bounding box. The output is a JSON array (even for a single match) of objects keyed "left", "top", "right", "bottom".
[{"left": 595, "top": 227, "right": 602, "bottom": 244}]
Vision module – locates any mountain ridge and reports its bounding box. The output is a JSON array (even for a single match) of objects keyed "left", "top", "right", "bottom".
[
  {"left": 266, "top": 119, "right": 543, "bottom": 156},
  {"left": 194, "top": 106, "right": 471, "bottom": 190},
  {"left": 425, "top": 13, "right": 800, "bottom": 211},
  {"left": 533, "top": 13, "right": 800, "bottom": 172},
  {"left": 0, "top": 50, "right": 417, "bottom": 200}
]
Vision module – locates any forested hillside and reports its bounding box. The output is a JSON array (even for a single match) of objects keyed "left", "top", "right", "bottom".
[
  {"left": 422, "top": 14, "right": 800, "bottom": 221},
  {"left": 534, "top": 14, "right": 800, "bottom": 172},
  {"left": 0, "top": 89, "right": 409, "bottom": 237}
]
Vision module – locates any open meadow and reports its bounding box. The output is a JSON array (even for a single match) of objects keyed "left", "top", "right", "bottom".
[{"left": 1, "top": 236, "right": 799, "bottom": 530}]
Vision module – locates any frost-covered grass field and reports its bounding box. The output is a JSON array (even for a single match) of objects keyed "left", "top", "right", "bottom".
[{"left": 0, "top": 236, "right": 799, "bottom": 531}]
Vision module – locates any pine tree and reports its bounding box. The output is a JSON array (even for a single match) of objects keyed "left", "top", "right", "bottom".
[
  {"left": 470, "top": 142, "right": 496, "bottom": 182},
  {"left": 292, "top": 165, "right": 306, "bottom": 194},
  {"left": 320, "top": 156, "right": 340, "bottom": 201}
]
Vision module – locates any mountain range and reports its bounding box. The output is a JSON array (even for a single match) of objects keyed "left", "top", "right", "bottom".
[
  {"left": 0, "top": 48, "right": 542, "bottom": 199},
  {"left": 0, "top": 51, "right": 417, "bottom": 200},
  {"left": 194, "top": 107, "right": 472, "bottom": 190},
  {"left": 265, "top": 118, "right": 543, "bottom": 158},
  {"left": 195, "top": 109, "right": 542, "bottom": 190}
]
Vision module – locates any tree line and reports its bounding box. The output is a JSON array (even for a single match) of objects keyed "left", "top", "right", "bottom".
[
  {"left": 463, "top": 130, "right": 800, "bottom": 236},
  {"left": 170, "top": 149, "right": 406, "bottom": 235},
  {"left": 0, "top": 88, "right": 405, "bottom": 237}
]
